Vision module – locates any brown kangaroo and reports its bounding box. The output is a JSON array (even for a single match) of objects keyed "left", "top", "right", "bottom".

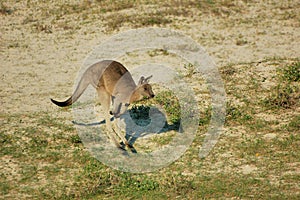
[{"left": 51, "top": 60, "right": 154, "bottom": 150}]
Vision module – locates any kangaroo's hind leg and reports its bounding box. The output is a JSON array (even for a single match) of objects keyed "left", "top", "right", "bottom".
[
  {"left": 113, "top": 116, "right": 129, "bottom": 146},
  {"left": 96, "top": 88, "right": 124, "bottom": 149}
]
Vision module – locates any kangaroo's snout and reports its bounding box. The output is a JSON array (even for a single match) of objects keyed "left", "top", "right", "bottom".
[{"left": 144, "top": 92, "right": 154, "bottom": 99}]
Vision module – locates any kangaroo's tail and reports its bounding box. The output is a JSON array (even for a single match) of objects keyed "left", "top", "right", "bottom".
[{"left": 51, "top": 73, "right": 91, "bottom": 107}]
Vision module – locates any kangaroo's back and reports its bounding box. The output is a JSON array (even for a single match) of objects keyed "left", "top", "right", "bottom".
[
  {"left": 51, "top": 60, "right": 136, "bottom": 107},
  {"left": 100, "top": 60, "right": 136, "bottom": 94}
]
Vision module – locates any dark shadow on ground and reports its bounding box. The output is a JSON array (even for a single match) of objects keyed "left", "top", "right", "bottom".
[{"left": 72, "top": 105, "right": 180, "bottom": 153}]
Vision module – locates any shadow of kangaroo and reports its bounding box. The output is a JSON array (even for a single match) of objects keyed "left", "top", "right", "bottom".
[{"left": 51, "top": 60, "right": 155, "bottom": 150}]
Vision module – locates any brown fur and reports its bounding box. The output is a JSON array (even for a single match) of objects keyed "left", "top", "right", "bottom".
[{"left": 51, "top": 60, "right": 154, "bottom": 149}]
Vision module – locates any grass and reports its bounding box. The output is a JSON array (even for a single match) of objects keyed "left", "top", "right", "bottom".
[
  {"left": 128, "top": 105, "right": 152, "bottom": 126},
  {"left": 2, "top": 0, "right": 300, "bottom": 198},
  {"left": 280, "top": 62, "right": 300, "bottom": 82},
  {"left": 2, "top": 58, "right": 299, "bottom": 199},
  {"left": 263, "top": 83, "right": 299, "bottom": 109},
  {"left": 285, "top": 115, "right": 300, "bottom": 132},
  {"left": 0, "top": 2, "right": 13, "bottom": 15},
  {"left": 13, "top": 0, "right": 263, "bottom": 34},
  {"left": 152, "top": 90, "right": 181, "bottom": 124},
  {"left": 177, "top": 63, "right": 197, "bottom": 78},
  {"left": 263, "top": 61, "right": 300, "bottom": 109}
]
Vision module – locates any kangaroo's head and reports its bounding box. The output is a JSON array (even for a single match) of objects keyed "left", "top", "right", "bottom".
[{"left": 132, "top": 75, "right": 155, "bottom": 102}]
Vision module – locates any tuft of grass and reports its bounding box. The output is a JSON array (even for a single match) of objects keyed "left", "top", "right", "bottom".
[
  {"left": 262, "top": 61, "right": 300, "bottom": 109},
  {"left": 70, "top": 134, "right": 82, "bottom": 144},
  {"left": 117, "top": 173, "right": 160, "bottom": 192},
  {"left": 34, "top": 23, "right": 53, "bottom": 34},
  {"left": 95, "top": 0, "right": 136, "bottom": 13},
  {"left": 221, "top": 64, "right": 237, "bottom": 77},
  {"left": 263, "top": 83, "right": 299, "bottom": 109},
  {"left": 263, "top": 62, "right": 300, "bottom": 110},
  {"left": 288, "top": 115, "right": 300, "bottom": 131},
  {"left": 0, "top": 2, "right": 13, "bottom": 15},
  {"left": 183, "top": 63, "right": 197, "bottom": 78},
  {"left": 199, "top": 106, "right": 212, "bottom": 126},
  {"left": 129, "top": 105, "right": 151, "bottom": 126},
  {"left": 104, "top": 10, "right": 173, "bottom": 32},
  {"left": 153, "top": 90, "right": 181, "bottom": 124},
  {"left": 281, "top": 115, "right": 300, "bottom": 132},
  {"left": 280, "top": 61, "right": 300, "bottom": 82},
  {"left": 148, "top": 49, "right": 169, "bottom": 57},
  {"left": 226, "top": 101, "right": 253, "bottom": 125}
]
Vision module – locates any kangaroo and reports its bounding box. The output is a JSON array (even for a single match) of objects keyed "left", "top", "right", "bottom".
[{"left": 51, "top": 60, "right": 154, "bottom": 150}]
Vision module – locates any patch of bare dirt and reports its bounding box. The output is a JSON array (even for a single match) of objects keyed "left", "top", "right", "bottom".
[
  {"left": 1, "top": 1, "right": 299, "bottom": 115},
  {"left": 1, "top": 0, "right": 299, "bottom": 199}
]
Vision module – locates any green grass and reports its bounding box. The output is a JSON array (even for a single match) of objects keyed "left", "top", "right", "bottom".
[
  {"left": 129, "top": 105, "right": 152, "bottom": 126},
  {"left": 226, "top": 101, "right": 253, "bottom": 125},
  {"left": 280, "top": 61, "right": 300, "bottom": 82},
  {"left": 263, "top": 83, "right": 299, "bottom": 109},
  {"left": 152, "top": 90, "right": 181, "bottom": 125},
  {"left": 134, "top": 89, "right": 182, "bottom": 126},
  {"left": 285, "top": 115, "right": 300, "bottom": 132},
  {"left": 2, "top": 59, "right": 299, "bottom": 199},
  {"left": 263, "top": 61, "right": 300, "bottom": 109},
  {"left": 2, "top": 0, "right": 300, "bottom": 197}
]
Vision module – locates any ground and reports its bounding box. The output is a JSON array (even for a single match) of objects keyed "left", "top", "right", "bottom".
[{"left": 1, "top": 0, "right": 299, "bottom": 199}]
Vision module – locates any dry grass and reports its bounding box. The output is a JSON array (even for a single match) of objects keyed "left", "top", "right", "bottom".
[
  {"left": 2, "top": 58, "right": 299, "bottom": 199},
  {"left": 1, "top": 0, "right": 300, "bottom": 199}
]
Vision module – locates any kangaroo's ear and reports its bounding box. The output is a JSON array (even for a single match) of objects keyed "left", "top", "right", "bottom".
[
  {"left": 138, "top": 75, "right": 153, "bottom": 85},
  {"left": 138, "top": 76, "right": 145, "bottom": 85},
  {"left": 144, "top": 75, "right": 153, "bottom": 83}
]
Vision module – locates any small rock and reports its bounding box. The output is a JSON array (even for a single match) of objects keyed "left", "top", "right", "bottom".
[
  {"left": 263, "top": 133, "right": 277, "bottom": 140},
  {"left": 241, "top": 165, "right": 257, "bottom": 175}
]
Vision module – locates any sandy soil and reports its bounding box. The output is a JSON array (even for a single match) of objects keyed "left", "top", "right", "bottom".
[
  {"left": 1, "top": 1, "right": 299, "bottom": 199},
  {"left": 1, "top": 1, "right": 299, "bottom": 117}
]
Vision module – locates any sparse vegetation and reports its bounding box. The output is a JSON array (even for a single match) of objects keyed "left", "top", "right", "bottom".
[
  {"left": 0, "top": 2, "right": 13, "bottom": 15},
  {"left": 1, "top": 0, "right": 300, "bottom": 199},
  {"left": 263, "top": 83, "right": 299, "bottom": 109},
  {"left": 147, "top": 49, "right": 169, "bottom": 57},
  {"left": 152, "top": 90, "right": 181, "bottom": 124},
  {"left": 182, "top": 63, "right": 197, "bottom": 78},
  {"left": 13, "top": 0, "right": 262, "bottom": 34},
  {"left": 129, "top": 105, "right": 151, "bottom": 126},
  {"left": 263, "top": 61, "right": 300, "bottom": 109},
  {"left": 2, "top": 59, "right": 299, "bottom": 199},
  {"left": 280, "top": 61, "right": 300, "bottom": 82}
]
